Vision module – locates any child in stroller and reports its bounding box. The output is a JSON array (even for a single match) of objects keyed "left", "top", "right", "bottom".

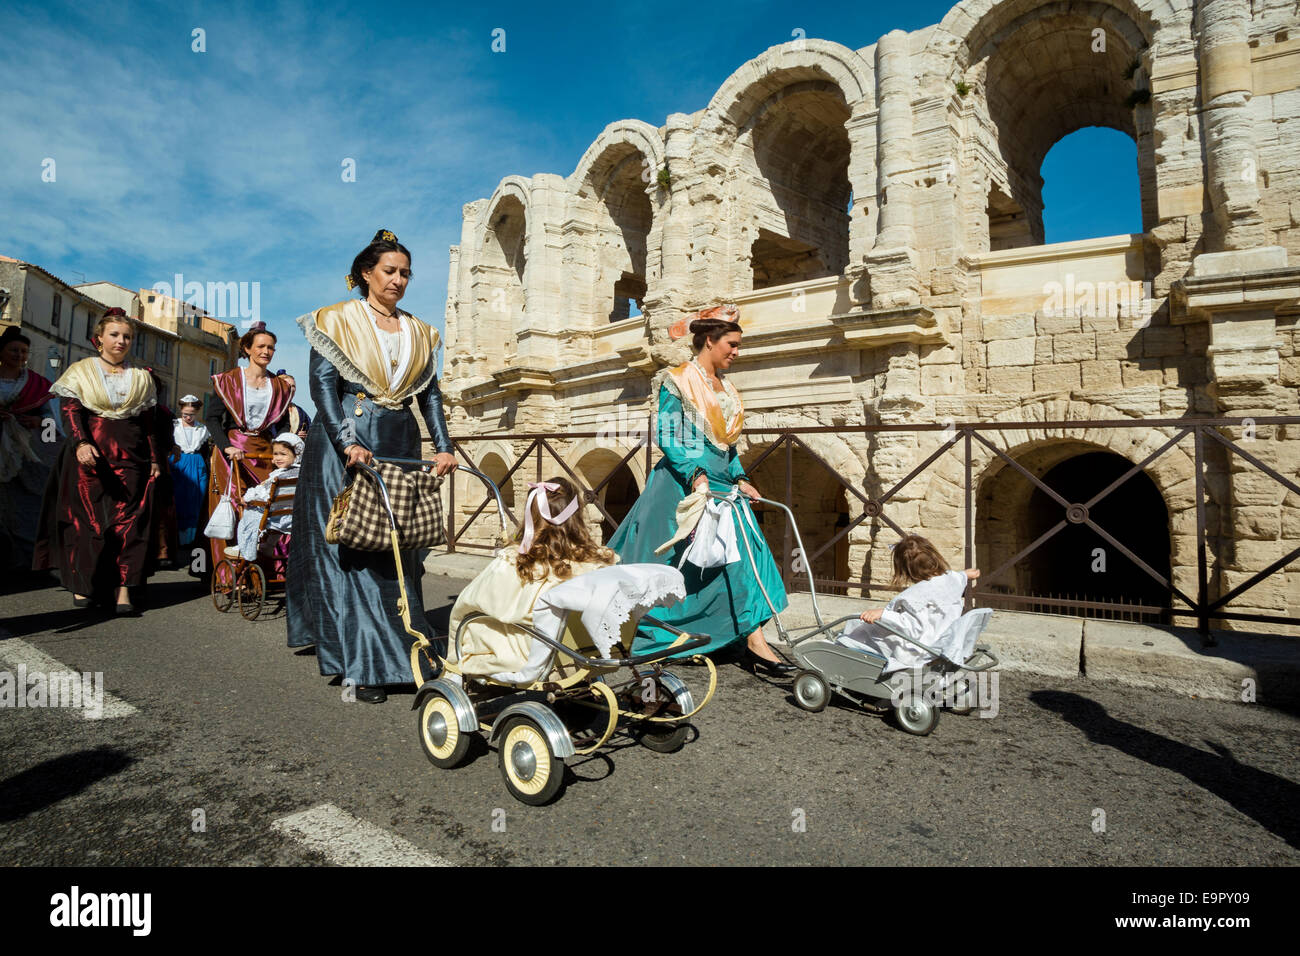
[
  {"left": 225, "top": 432, "right": 302, "bottom": 563},
  {"left": 838, "top": 534, "right": 981, "bottom": 676},
  {"left": 447, "top": 476, "right": 618, "bottom": 681}
]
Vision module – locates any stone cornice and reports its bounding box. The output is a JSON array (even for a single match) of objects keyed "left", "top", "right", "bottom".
[{"left": 1170, "top": 267, "right": 1300, "bottom": 323}]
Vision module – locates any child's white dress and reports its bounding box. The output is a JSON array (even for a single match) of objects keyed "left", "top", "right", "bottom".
[
  {"left": 235, "top": 465, "right": 299, "bottom": 560},
  {"left": 838, "top": 570, "right": 972, "bottom": 674},
  {"left": 447, "top": 550, "right": 616, "bottom": 680}
]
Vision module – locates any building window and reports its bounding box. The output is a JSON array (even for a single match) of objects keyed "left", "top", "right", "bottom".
[
  {"left": 51, "top": 294, "right": 61, "bottom": 329},
  {"left": 133, "top": 330, "right": 147, "bottom": 358},
  {"left": 156, "top": 339, "right": 170, "bottom": 366},
  {"left": 209, "top": 358, "right": 218, "bottom": 377}
]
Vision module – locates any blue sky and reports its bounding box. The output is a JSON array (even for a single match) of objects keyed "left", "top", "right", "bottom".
[{"left": 1, "top": 0, "right": 1140, "bottom": 410}]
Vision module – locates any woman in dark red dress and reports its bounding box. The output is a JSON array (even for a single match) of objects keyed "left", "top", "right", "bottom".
[
  {"left": 0, "top": 326, "right": 58, "bottom": 574},
  {"left": 34, "top": 310, "right": 165, "bottom": 613},
  {"left": 203, "top": 323, "right": 293, "bottom": 571}
]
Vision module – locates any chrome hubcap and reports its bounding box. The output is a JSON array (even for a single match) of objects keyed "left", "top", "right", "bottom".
[
  {"left": 426, "top": 709, "right": 447, "bottom": 748},
  {"left": 510, "top": 740, "right": 536, "bottom": 781}
]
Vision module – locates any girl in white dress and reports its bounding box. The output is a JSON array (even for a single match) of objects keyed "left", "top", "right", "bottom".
[
  {"left": 839, "top": 535, "right": 981, "bottom": 673},
  {"left": 447, "top": 477, "right": 616, "bottom": 679}
]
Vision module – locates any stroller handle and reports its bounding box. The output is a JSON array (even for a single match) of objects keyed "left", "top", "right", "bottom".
[
  {"left": 365, "top": 457, "right": 510, "bottom": 538},
  {"left": 703, "top": 488, "right": 825, "bottom": 633}
]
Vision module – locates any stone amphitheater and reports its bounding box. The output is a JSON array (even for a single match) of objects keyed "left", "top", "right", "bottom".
[{"left": 437, "top": 0, "right": 1300, "bottom": 632}]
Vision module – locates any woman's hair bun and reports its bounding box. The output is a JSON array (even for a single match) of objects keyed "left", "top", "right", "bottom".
[{"left": 372, "top": 229, "right": 399, "bottom": 245}]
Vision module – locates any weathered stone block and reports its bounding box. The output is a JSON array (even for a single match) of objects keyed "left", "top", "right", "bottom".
[
  {"left": 1141, "top": 326, "right": 1187, "bottom": 357},
  {"left": 983, "top": 314, "right": 1035, "bottom": 340},
  {"left": 1033, "top": 364, "right": 1081, "bottom": 392},
  {"left": 988, "top": 338, "right": 1035, "bottom": 366},
  {"left": 987, "top": 366, "right": 1033, "bottom": 394},
  {"left": 1080, "top": 359, "right": 1123, "bottom": 389},
  {"left": 1121, "top": 363, "right": 1165, "bottom": 387},
  {"left": 921, "top": 364, "right": 959, "bottom": 394},
  {"left": 1053, "top": 331, "right": 1097, "bottom": 363}
]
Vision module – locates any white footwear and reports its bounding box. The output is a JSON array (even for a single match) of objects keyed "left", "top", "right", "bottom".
[{"left": 223, "top": 545, "right": 241, "bottom": 559}]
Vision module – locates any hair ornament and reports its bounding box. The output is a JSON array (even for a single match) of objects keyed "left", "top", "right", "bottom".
[
  {"left": 518, "top": 481, "right": 580, "bottom": 554},
  {"left": 345, "top": 274, "right": 357, "bottom": 291}
]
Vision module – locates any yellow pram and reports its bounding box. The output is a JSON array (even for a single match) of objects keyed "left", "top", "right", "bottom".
[{"left": 366, "top": 461, "right": 718, "bottom": 805}]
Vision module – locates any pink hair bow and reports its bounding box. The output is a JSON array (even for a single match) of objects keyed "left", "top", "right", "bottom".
[{"left": 518, "top": 481, "right": 580, "bottom": 554}]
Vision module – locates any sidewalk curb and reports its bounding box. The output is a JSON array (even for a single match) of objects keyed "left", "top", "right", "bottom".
[{"left": 422, "top": 549, "right": 1300, "bottom": 708}]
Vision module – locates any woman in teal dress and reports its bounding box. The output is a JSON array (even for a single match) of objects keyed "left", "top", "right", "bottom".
[{"left": 609, "top": 307, "right": 795, "bottom": 676}]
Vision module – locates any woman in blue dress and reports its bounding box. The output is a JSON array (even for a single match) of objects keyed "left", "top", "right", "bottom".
[
  {"left": 609, "top": 307, "right": 795, "bottom": 676},
  {"left": 286, "top": 229, "right": 457, "bottom": 704},
  {"left": 168, "top": 395, "right": 210, "bottom": 549}
]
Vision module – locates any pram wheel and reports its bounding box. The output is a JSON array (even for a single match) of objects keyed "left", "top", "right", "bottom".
[
  {"left": 418, "top": 691, "right": 471, "bottom": 769},
  {"left": 792, "top": 670, "right": 830, "bottom": 713},
  {"left": 635, "top": 723, "right": 690, "bottom": 754},
  {"left": 498, "top": 717, "right": 564, "bottom": 805},
  {"left": 237, "top": 563, "right": 266, "bottom": 621},
  {"left": 211, "top": 559, "right": 236, "bottom": 613},
  {"left": 892, "top": 697, "right": 940, "bottom": 736}
]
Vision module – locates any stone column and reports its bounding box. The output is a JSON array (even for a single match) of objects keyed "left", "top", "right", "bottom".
[
  {"left": 454, "top": 201, "right": 487, "bottom": 382},
  {"left": 644, "top": 113, "right": 697, "bottom": 370},
  {"left": 1197, "top": 0, "right": 1266, "bottom": 251},
  {"left": 844, "top": 110, "right": 878, "bottom": 306},
  {"left": 866, "top": 29, "right": 921, "bottom": 309},
  {"left": 1172, "top": 249, "right": 1300, "bottom": 630}
]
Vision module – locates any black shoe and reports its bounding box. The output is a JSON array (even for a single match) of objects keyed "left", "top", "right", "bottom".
[
  {"left": 742, "top": 648, "right": 797, "bottom": 677},
  {"left": 115, "top": 602, "right": 135, "bottom": 616},
  {"left": 355, "top": 686, "right": 387, "bottom": 704},
  {"left": 73, "top": 596, "right": 92, "bottom": 608}
]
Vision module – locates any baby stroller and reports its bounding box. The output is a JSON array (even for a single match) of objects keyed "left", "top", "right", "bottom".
[
  {"left": 360, "top": 462, "right": 719, "bottom": 805},
  {"left": 211, "top": 470, "right": 297, "bottom": 621},
  {"left": 712, "top": 490, "right": 999, "bottom": 736}
]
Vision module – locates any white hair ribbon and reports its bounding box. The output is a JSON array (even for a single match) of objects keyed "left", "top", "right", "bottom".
[{"left": 518, "top": 481, "right": 580, "bottom": 554}]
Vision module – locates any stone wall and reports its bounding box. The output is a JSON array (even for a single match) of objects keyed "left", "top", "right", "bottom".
[{"left": 439, "top": 0, "right": 1300, "bottom": 632}]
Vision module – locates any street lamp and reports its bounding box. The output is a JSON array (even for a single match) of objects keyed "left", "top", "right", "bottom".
[{"left": 47, "top": 345, "right": 60, "bottom": 372}]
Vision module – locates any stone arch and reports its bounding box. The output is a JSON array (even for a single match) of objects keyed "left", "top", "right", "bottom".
[
  {"left": 569, "top": 120, "right": 666, "bottom": 193},
  {"left": 703, "top": 41, "right": 875, "bottom": 294},
  {"left": 706, "top": 39, "right": 874, "bottom": 125},
  {"left": 467, "top": 439, "right": 520, "bottom": 528},
  {"left": 472, "top": 178, "right": 532, "bottom": 363},
  {"left": 567, "top": 122, "right": 665, "bottom": 325},
  {"left": 974, "top": 440, "right": 1174, "bottom": 619},
  {"left": 919, "top": 398, "right": 1197, "bottom": 612},
  {"left": 567, "top": 439, "right": 647, "bottom": 543},
  {"left": 919, "top": 0, "right": 1190, "bottom": 78},
  {"left": 916, "top": 0, "right": 1186, "bottom": 253}
]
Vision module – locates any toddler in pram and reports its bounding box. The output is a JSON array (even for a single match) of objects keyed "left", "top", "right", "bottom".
[
  {"left": 225, "top": 432, "right": 301, "bottom": 563},
  {"left": 838, "top": 534, "right": 982, "bottom": 678}
]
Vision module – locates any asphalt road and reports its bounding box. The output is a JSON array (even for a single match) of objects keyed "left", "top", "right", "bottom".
[{"left": 1, "top": 568, "right": 1298, "bottom": 866}]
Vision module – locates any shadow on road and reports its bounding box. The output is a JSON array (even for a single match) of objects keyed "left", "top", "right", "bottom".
[
  {"left": 0, "top": 746, "right": 136, "bottom": 822},
  {"left": 1032, "top": 690, "right": 1300, "bottom": 849}
]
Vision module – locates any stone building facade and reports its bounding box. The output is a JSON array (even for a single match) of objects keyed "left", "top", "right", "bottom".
[{"left": 440, "top": 0, "right": 1300, "bottom": 630}]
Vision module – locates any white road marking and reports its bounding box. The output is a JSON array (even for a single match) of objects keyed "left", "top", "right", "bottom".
[
  {"left": 0, "top": 638, "right": 137, "bottom": 719},
  {"left": 271, "top": 803, "right": 453, "bottom": 867}
]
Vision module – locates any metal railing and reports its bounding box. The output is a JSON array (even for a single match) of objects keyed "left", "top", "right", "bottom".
[{"left": 439, "top": 415, "right": 1300, "bottom": 643}]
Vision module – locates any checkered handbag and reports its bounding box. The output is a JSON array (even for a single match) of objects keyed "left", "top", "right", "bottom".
[{"left": 325, "top": 461, "right": 446, "bottom": 551}]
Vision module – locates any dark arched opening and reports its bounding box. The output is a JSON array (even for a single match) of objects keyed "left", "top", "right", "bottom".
[{"left": 1026, "top": 451, "right": 1171, "bottom": 621}]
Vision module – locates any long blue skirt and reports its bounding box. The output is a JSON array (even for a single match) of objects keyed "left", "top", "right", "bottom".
[
  {"left": 169, "top": 451, "right": 208, "bottom": 549},
  {"left": 609, "top": 463, "right": 788, "bottom": 656},
  {"left": 286, "top": 397, "right": 434, "bottom": 687}
]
